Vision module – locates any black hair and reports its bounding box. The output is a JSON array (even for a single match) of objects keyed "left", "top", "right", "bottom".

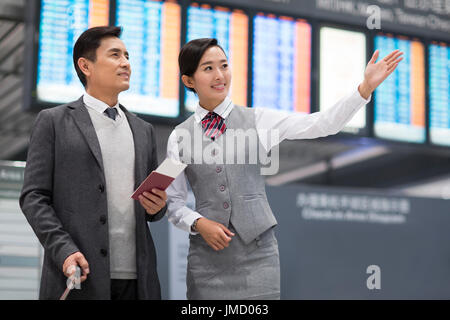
[
  {"left": 178, "top": 38, "right": 226, "bottom": 93},
  {"left": 73, "top": 26, "right": 122, "bottom": 88}
]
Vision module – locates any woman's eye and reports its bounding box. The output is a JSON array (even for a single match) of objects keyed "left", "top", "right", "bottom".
[
  {"left": 204, "top": 66, "right": 212, "bottom": 71},
  {"left": 222, "top": 64, "right": 228, "bottom": 68}
]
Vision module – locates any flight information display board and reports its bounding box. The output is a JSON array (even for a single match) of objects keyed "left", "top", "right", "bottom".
[
  {"left": 429, "top": 42, "right": 450, "bottom": 147},
  {"left": 36, "top": 0, "right": 109, "bottom": 104},
  {"left": 185, "top": 2, "right": 248, "bottom": 112},
  {"left": 116, "top": 0, "right": 181, "bottom": 117},
  {"left": 252, "top": 13, "right": 311, "bottom": 113},
  {"left": 319, "top": 26, "right": 367, "bottom": 134},
  {"left": 373, "top": 34, "right": 426, "bottom": 143}
]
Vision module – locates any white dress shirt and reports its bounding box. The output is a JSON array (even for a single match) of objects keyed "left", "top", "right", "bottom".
[
  {"left": 83, "top": 92, "right": 123, "bottom": 119},
  {"left": 166, "top": 88, "right": 371, "bottom": 234}
]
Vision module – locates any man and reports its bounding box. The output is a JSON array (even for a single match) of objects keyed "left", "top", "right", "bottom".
[{"left": 20, "top": 26, "right": 167, "bottom": 300}]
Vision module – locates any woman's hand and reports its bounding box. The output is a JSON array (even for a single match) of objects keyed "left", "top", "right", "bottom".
[
  {"left": 358, "top": 49, "right": 404, "bottom": 99},
  {"left": 195, "top": 217, "right": 235, "bottom": 251}
]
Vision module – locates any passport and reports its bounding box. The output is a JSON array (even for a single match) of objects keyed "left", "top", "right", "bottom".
[{"left": 131, "top": 158, "right": 187, "bottom": 200}]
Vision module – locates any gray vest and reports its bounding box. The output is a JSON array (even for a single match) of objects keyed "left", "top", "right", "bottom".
[{"left": 175, "top": 105, "right": 277, "bottom": 244}]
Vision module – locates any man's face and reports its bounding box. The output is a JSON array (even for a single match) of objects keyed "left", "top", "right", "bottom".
[{"left": 85, "top": 36, "right": 131, "bottom": 94}]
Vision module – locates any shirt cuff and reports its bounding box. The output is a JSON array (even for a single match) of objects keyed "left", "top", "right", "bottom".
[{"left": 185, "top": 211, "right": 204, "bottom": 235}]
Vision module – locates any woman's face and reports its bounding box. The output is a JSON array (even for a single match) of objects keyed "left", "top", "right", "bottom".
[{"left": 184, "top": 46, "right": 232, "bottom": 109}]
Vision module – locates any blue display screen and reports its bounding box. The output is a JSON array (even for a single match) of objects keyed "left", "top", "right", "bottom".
[
  {"left": 373, "top": 35, "right": 426, "bottom": 143},
  {"left": 37, "top": 0, "right": 98, "bottom": 103},
  {"left": 116, "top": 0, "right": 181, "bottom": 117},
  {"left": 252, "top": 14, "right": 311, "bottom": 114},
  {"left": 185, "top": 3, "right": 248, "bottom": 112},
  {"left": 429, "top": 43, "right": 450, "bottom": 147}
]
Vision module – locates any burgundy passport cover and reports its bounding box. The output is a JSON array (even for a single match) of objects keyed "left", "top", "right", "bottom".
[{"left": 131, "top": 171, "right": 174, "bottom": 200}]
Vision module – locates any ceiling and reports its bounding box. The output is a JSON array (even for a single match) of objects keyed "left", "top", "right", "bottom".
[{"left": 0, "top": 0, "right": 449, "bottom": 198}]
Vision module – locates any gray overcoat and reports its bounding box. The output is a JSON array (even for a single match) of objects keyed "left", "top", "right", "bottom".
[{"left": 20, "top": 97, "right": 166, "bottom": 299}]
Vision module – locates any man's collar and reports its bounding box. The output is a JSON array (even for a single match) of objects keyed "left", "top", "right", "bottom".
[{"left": 83, "top": 92, "right": 120, "bottom": 115}]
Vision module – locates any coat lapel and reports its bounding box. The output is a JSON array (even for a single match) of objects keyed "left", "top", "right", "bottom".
[
  {"left": 68, "top": 97, "right": 104, "bottom": 171},
  {"left": 68, "top": 98, "right": 148, "bottom": 187}
]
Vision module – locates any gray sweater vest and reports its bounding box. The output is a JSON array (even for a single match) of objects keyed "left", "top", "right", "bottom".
[
  {"left": 86, "top": 107, "right": 137, "bottom": 279},
  {"left": 175, "top": 105, "right": 277, "bottom": 245}
]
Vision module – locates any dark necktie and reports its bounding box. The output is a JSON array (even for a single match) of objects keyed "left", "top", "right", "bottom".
[
  {"left": 104, "top": 107, "right": 118, "bottom": 120},
  {"left": 201, "top": 112, "right": 226, "bottom": 140}
]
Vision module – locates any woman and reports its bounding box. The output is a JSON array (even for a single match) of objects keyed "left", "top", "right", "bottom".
[{"left": 166, "top": 38, "right": 403, "bottom": 300}]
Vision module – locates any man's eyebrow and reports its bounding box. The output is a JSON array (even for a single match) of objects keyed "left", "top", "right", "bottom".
[{"left": 107, "top": 48, "right": 129, "bottom": 56}]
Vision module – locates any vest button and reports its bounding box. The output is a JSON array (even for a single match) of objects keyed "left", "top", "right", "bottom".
[
  {"left": 99, "top": 215, "right": 107, "bottom": 224},
  {"left": 98, "top": 184, "right": 105, "bottom": 193},
  {"left": 100, "top": 248, "right": 107, "bottom": 257},
  {"left": 216, "top": 167, "right": 222, "bottom": 173},
  {"left": 220, "top": 185, "right": 225, "bottom": 192},
  {"left": 223, "top": 202, "right": 229, "bottom": 209}
]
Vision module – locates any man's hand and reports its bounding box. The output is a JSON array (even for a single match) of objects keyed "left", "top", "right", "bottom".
[
  {"left": 139, "top": 189, "right": 167, "bottom": 215},
  {"left": 63, "top": 251, "right": 89, "bottom": 283},
  {"left": 196, "top": 218, "right": 235, "bottom": 251},
  {"left": 359, "top": 49, "right": 404, "bottom": 99}
]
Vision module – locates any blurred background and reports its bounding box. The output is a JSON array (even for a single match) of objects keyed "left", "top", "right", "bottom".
[{"left": 0, "top": 0, "right": 449, "bottom": 299}]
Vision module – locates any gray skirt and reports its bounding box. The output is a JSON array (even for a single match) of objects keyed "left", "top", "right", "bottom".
[{"left": 186, "top": 225, "right": 280, "bottom": 300}]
